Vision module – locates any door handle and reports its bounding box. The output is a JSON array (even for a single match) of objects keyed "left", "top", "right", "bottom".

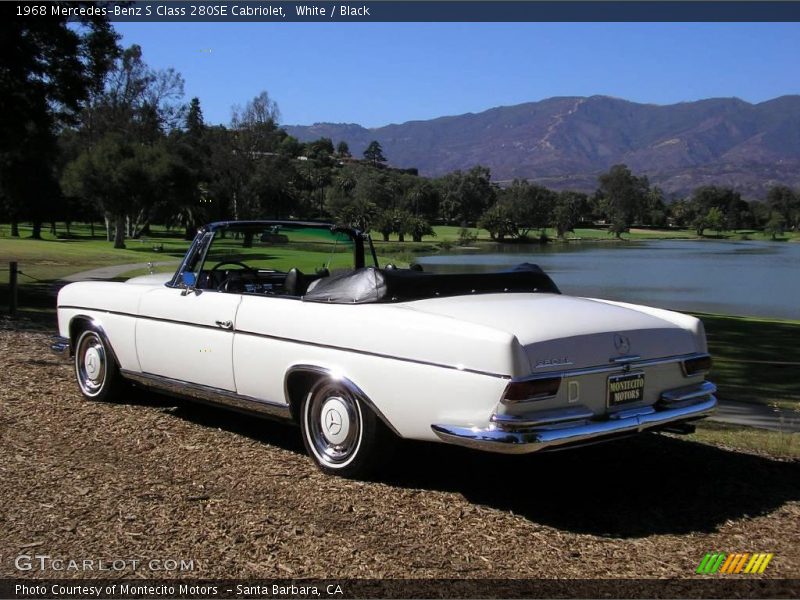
[{"left": 215, "top": 320, "right": 233, "bottom": 330}]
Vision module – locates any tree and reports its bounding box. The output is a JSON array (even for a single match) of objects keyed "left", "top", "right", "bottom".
[
  {"left": 334, "top": 198, "right": 378, "bottom": 232},
  {"left": 305, "top": 137, "right": 335, "bottom": 160},
  {"left": 644, "top": 187, "right": 668, "bottom": 227},
  {"left": 438, "top": 166, "right": 495, "bottom": 226},
  {"left": 372, "top": 210, "right": 395, "bottom": 242},
  {"left": 0, "top": 5, "right": 119, "bottom": 237},
  {"left": 363, "top": 140, "right": 387, "bottom": 166},
  {"left": 405, "top": 180, "right": 440, "bottom": 220},
  {"left": 61, "top": 44, "right": 187, "bottom": 243},
  {"left": 479, "top": 204, "right": 516, "bottom": 241},
  {"left": 764, "top": 213, "right": 786, "bottom": 240},
  {"left": 186, "top": 97, "right": 205, "bottom": 138},
  {"left": 336, "top": 141, "right": 351, "bottom": 158},
  {"left": 83, "top": 45, "right": 185, "bottom": 142},
  {"left": 766, "top": 185, "right": 799, "bottom": 231},
  {"left": 689, "top": 186, "right": 748, "bottom": 231},
  {"left": 62, "top": 133, "right": 167, "bottom": 248},
  {"left": 408, "top": 216, "right": 435, "bottom": 242},
  {"left": 230, "top": 91, "right": 283, "bottom": 155},
  {"left": 501, "top": 180, "right": 556, "bottom": 238},
  {"left": 597, "top": 164, "right": 650, "bottom": 238},
  {"left": 704, "top": 206, "right": 726, "bottom": 235},
  {"left": 668, "top": 198, "right": 696, "bottom": 228},
  {"left": 551, "top": 191, "right": 586, "bottom": 239},
  {"left": 232, "top": 90, "right": 280, "bottom": 127}
]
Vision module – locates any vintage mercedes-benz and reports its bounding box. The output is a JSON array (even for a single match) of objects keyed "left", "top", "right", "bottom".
[{"left": 54, "top": 220, "right": 716, "bottom": 477}]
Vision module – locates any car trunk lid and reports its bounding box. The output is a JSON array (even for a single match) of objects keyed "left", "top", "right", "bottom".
[{"left": 402, "top": 293, "right": 697, "bottom": 373}]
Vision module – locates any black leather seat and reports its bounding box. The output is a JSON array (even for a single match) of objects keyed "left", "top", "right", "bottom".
[
  {"left": 283, "top": 268, "right": 302, "bottom": 296},
  {"left": 284, "top": 268, "right": 330, "bottom": 296}
]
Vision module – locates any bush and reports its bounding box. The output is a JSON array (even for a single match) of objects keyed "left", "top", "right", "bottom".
[{"left": 457, "top": 227, "right": 478, "bottom": 246}]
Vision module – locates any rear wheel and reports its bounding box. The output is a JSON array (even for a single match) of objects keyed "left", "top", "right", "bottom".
[
  {"left": 73, "top": 328, "right": 124, "bottom": 402},
  {"left": 300, "top": 378, "right": 390, "bottom": 478}
]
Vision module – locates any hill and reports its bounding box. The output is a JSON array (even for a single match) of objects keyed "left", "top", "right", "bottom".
[{"left": 285, "top": 95, "right": 800, "bottom": 198}]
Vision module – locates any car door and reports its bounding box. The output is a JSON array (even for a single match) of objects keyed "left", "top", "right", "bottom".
[{"left": 136, "top": 287, "right": 242, "bottom": 391}]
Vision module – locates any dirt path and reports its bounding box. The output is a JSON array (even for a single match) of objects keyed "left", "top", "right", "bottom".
[
  {"left": 1, "top": 331, "right": 798, "bottom": 583},
  {"left": 60, "top": 261, "right": 179, "bottom": 282}
]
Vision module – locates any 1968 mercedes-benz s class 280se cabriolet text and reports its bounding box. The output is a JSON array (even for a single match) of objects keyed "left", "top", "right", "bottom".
[{"left": 54, "top": 221, "right": 716, "bottom": 477}]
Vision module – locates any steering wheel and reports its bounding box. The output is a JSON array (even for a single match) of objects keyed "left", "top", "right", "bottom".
[
  {"left": 210, "top": 260, "right": 255, "bottom": 272},
  {"left": 209, "top": 260, "right": 257, "bottom": 292}
]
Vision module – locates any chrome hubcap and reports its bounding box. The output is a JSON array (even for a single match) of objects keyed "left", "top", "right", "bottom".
[
  {"left": 75, "top": 331, "right": 107, "bottom": 397},
  {"left": 305, "top": 383, "right": 362, "bottom": 467},
  {"left": 84, "top": 347, "right": 101, "bottom": 379},
  {"left": 320, "top": 397, "right": 350, "bottom": 445}
]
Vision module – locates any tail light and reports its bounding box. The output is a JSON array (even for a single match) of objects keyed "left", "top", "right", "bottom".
[
  {"left": 502, "top": 377, "right": 561, "bottom": 403},
  {"left": 682, "top": 354, "right": 713, "bottom": 376}
]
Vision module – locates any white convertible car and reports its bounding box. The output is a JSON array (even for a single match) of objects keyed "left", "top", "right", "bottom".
[{"left": 54, "top": 220, "right": 716, "bottom": 477}]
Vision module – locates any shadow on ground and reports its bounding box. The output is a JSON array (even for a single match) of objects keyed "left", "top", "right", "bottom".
[
  {"left": 124, "top": 389, "right": 800, "bottom": 540},
  {"left": 121, "top": 387, "right": 306, "bottom": 454},
  {"left": 383, "top": 435, "right": 800, "bottom": 539}
]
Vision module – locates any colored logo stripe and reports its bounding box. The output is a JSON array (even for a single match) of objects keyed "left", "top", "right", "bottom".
[
  {"left": 701, "top": 553, "right": 774, "bottom": 575},
  {"left": 697, "top": 553, "right": 726, "bottom": 574}
]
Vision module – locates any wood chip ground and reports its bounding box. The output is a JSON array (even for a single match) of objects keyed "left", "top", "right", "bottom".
[{"left": 1, "top": 330, "right": 797, "bottom": 580}]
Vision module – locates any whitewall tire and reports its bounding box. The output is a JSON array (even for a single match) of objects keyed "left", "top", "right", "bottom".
[
  {"left": 73, "top": 328, "right": 124, "bottom": 402},
  {"left": 300, "top": 378, "right": 389, "bottom": 478}
]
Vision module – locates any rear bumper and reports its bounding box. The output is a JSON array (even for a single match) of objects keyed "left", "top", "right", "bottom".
[{"left": 431, "top": 381, "right": 717, "bottom": 454}]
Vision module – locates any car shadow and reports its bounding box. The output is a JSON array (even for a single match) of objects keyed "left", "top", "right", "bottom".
[
  {"left": 380, "top": 434, "right": 800, "bottom": 538},
  {"left": 119, "top": 387, "right": 306, "bottom": 455},
  {"left": 116, "top": 389, "right": 799, "bottom": 539}
]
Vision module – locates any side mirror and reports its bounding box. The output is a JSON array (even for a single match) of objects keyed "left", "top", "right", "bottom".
[{"left": 180, "top": 271, "right": 198, "bottom": 296}]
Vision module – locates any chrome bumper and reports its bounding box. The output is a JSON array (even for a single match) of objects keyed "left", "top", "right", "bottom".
[
  {"left": 431, "top": 381, "right": 717, "bottom": 454},
  {"left": 51, "top": 336, "right": 70, "bottom": 356}
]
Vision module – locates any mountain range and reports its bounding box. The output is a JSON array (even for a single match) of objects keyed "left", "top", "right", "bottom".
[{"left": 285, "top": 95, "right": 800, "bottom": 199}]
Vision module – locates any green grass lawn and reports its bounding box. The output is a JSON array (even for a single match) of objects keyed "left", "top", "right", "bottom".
[
  {"left": 0, "top": 232, "right": 188, "bottom": 282},
  {"left": 378, "top": 225, "right": 702, "bottom": 243},
  {"left": 693, "top": 313, "right": 800, "bottom": 410},
  {"left": 688, "top": 421, "right": 799, "bottom": 459}
]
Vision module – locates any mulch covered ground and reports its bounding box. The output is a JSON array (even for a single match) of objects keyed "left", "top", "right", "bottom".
[{"left": 1, "top": 328, "right": 798, "bottom": 582}]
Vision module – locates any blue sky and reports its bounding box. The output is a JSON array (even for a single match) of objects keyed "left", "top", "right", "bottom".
[{"left": 113, "top": 22, "right": 800, "bottom": 128}]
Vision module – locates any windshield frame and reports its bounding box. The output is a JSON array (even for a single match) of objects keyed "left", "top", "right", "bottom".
[{"left": 168, "top": 220, "right": 371, "bottom": 289}]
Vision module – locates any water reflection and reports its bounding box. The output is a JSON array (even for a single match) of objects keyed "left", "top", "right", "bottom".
[{"left": 416, "top": 240, "right": 800, "bottom": 319}]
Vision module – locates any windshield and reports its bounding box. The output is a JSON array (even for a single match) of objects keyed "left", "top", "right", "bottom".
[
  {"left": 202, "top": 224, "right": 356, "bottom": 274},
  {"left": 175, "top": 223, "right": 365, "bottom": 297}
]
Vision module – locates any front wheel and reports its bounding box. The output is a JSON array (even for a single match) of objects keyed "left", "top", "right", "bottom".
[
  {"left": 300, "top": 378, "right": 391, "bottom": 478},
  {"left": 73, "top": 328, "right": 125, "bottom": 402}
]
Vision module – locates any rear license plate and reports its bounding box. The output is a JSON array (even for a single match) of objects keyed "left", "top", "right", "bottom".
[{"left": 608, "top": 372, "right": 645, "bottom": 406}]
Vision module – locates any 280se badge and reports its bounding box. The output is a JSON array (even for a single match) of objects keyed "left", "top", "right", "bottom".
[{"left": 53, "top": 220, "right": 716, "bottom": 478}]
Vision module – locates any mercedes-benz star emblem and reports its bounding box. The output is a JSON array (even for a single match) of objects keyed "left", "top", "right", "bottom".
[
  {"left": 613, "top": 333, "right": 631, "bottom": 355},
  {"left": 325, "top": 408, "right": 342, "bottom": 436}
]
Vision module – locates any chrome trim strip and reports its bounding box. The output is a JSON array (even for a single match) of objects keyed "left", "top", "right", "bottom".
[
  {"left": 490, "top": 406, "right": 594, "bottom": 429},
  {"left": 610, "top": 354, "right": 641, "bottom": 363},
  {"left": 432, "top": 382, "right": 716, "bottom": 455},
  {"left": 60, "top": 306, "right": 226, "bottom": 333},
  {"left": 57, "top": 304, "right": 511, "bottom": 380},
  {"left": 283, "top": 364, "right": 401, "bottom": 436},
  {"left": 660, "top": 381, "right": 717, "bottom": 404},
  {"left": 67, "top": 316, "right": 123, "bottom": 370},
  {"left": 512, "top": 352, "right": 711, "bottom": 383},
  {"left": 236, "top": 329, "right": 510, "bottom": 379},
  {"left": 608, "top": 405, "right": 656, "bottom": 420},
  {"left": 120, "top": 370, "right": 292, "bottom": 421}
]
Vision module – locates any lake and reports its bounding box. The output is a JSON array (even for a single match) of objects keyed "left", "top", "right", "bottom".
[{"left": 415, "top": 239, "right": 800, "bottom": 320}]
